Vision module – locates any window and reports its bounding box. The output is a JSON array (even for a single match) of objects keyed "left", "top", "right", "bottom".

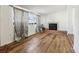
[{"left": 28, "top": 13, "right": 37, "bottom": 23}]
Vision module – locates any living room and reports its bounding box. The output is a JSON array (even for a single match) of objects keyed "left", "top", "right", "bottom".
[{"left": 0, "top": 5, "right": 79, "bottom": 53}]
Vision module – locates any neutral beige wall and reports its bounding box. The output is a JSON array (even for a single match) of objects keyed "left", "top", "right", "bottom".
[{"left": 0, "top": 6, "right": 14, "bottom": 46}]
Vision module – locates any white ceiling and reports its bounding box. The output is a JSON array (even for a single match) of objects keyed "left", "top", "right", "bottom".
[{"left": 18, "top": 5, "right": 66, "bottom": 15}]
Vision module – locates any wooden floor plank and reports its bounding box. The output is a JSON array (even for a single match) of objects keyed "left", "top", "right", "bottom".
[{"left": 9, "top": 30, "right": 74, "bottom": 53}]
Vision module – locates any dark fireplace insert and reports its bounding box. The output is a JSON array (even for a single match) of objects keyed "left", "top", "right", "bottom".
[{"left": 49, "top": 23, "right": 57, "bottom": 30}]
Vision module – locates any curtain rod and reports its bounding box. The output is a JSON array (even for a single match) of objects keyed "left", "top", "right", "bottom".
[{"left": 10, "top": 5, "right": 40, "bottom": 16}]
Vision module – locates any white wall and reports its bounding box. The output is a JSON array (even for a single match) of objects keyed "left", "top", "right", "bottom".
[
  {"left": 0, "top": 6, "right": 14, "bottom": 46},
  {"left": 73, "top": 6, "right": 79, "bottom": 53},
  {"left": 0, "top": 6, "right": 1, "bottom": 46},
  {"left": 40, "top": 14, "right": 48, "bottom": 28},
  {"left": 40, "top": 7, "right": 75, "bottom": 34},
  {"left": 66, "top": 6, "right": 74, "bottom": 34},
  {"left": 66, "top": 6, "right": 79, "bottom": 52},
  {"left": 48, "top": 10, "right": 67, "bottom": 31},
  {"left": 40, "top": 10, "right": 69, "bottom": 32}
]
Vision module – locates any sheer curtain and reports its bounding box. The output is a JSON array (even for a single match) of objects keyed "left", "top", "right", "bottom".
[
  {"left": 14, "top": 8, "right": 28, "bottom": 41},
  {"left": 14, "top": 8, "right": 22, "bottom": 41},
  {"left": 22, "top": 11, "right": 28, "bottom": 38},
  {"left": 13, "top": 7, "right": 40, "bottom": 41},
  {"left": 36, "top": 15, "right": 40, "bottom": 32},
  {"left": 28, "top": 13, "right": 40, "bottom": 36}
]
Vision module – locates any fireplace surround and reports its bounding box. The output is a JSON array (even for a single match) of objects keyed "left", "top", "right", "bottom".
[{"left": 49, "top": 23, "right": 57, "bottom": 30}]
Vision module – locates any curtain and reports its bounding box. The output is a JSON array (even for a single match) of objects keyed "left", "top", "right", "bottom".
[
  {"left": 14, "top": 8, "right": 22, "bottom": 41},
  {"left": 36, "top": 15, "right": 40, "bottom": 32},
  {"left": 14, "top": 8, "right": 28, "bottom": 41},
  {"left": 13, "top": 7, "right": 39, "bottom": 41},
  {"left": 22, "top": 11, "right": 28, "bottom": 37},
  {"left": 28, "top": 13, "right": 38, "bottom": 36}
]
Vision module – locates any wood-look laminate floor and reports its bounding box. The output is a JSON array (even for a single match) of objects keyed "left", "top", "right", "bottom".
[{"left": 9, "top": 30, "right": 74, "bottom": 53}]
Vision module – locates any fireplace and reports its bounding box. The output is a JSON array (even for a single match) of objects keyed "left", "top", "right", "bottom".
[{"left": 49, "top": 23, "right": 57, "bottom": 30}]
